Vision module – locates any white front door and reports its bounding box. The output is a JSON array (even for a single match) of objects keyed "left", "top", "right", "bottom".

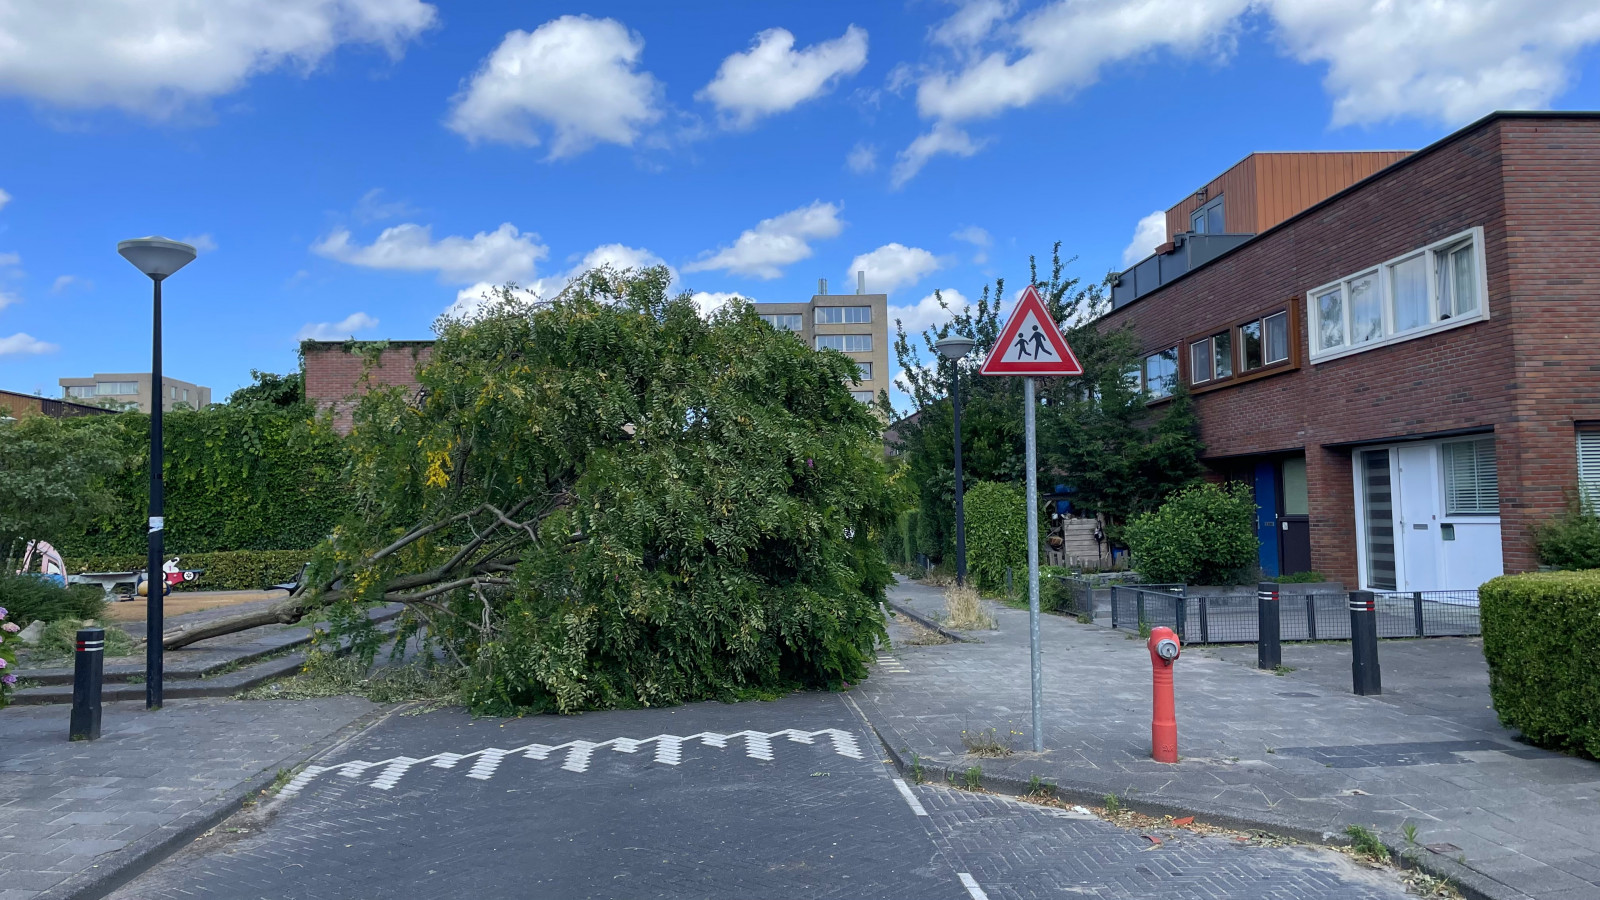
[{"left": 1395, "top": 444, "right": 1442, "bottom": 592}]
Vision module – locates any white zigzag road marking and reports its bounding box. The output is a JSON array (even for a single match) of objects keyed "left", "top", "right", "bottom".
[{"left": 279, "top": 728, "right": 865, "bottom": 798}]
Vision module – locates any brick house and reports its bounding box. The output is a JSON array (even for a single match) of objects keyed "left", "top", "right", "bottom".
[
  {"left": 302, "top": 340, "right": 434, "bottom": 434},
  {"left": 1101, "top": 111, "right": 1600, "bottom": 592}
]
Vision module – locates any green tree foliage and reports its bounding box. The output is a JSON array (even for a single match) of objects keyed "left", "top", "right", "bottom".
[
  {"left": 0, "top": 415, "right": 123, "bottom": 560},
  {"left": 1122, "top": 482, "right": 1257, "bottom": 584},
  {"left": 54, "top": 407, "right": 351, "bottom": 558},
  {"left": 227, "top": 369, "right": 305, "bottom": 408},
  {"left": 307, "top": 268, "right": 894, "bottom": 714},
  {"left": 1481, "top": 571, "right": 1600, "bottom": 759},
  {"left": 891, "top": 244, "right": 1203, "bottom": 562},
  {"left": 964, "top": 481, "right": 1028, "bottom": 593}
]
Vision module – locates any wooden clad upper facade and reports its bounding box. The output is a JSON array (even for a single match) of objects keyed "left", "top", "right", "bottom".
[{"left": 1163, "top": 151, "right": 1413, "bottom": 243}]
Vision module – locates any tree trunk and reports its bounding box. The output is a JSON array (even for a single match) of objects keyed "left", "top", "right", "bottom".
[{"left": 162, "top": 595, "right": 308, "bottom": 649}]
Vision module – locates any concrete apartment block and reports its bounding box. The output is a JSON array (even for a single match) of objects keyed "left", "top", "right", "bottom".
[{"left": 58, "top": 373, "right": 211, "bottom": 413}]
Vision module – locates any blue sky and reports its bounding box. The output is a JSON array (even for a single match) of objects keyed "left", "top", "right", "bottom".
[{"left": 2, "top": 1, "right": 1598, "bottom": 410}]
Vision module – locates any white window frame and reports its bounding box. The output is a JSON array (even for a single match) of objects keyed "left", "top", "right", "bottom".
[
  {"left": 1263, "top": 311, "right": 1290, "bottom": 365},
  {"left": 816, "top": 306, "right": 871, "bottom": 325},
  {"left": 1308, "top": 226, "right": 1489, "bottom": 363},
  {"left": 817, "top": 334, "right": 872, "bottom": 352},
  {"left": 1577, "top": 427, "right": 1600, "bottom": 513},
  {"left": 850, "top": 390, "right": 875, "bottom": 403},
  {"left": 760, "top": 313, "right": 802, "bottom": 331},
  {"left": 855, "top": 361, "right": 872, "bottom": 381}
]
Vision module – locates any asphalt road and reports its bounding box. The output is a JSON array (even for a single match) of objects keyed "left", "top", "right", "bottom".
[{"left": 109, "top": 689, "right": 1410, "bottom": 900}]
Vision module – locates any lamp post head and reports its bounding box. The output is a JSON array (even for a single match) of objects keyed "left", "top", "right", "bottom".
[
  {"left": 117, "top": 237, "right": 197, "bottom": 280},
  {"left": 934, "top": 334, "right": 975, "bottom": 361}
]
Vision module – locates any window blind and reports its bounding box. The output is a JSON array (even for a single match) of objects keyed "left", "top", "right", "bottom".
[
  {"left": 1578, "top": 428, "right": 1600, "bottom": 511},
  {"left": 1443, "top": 438, "right": 1498, "bottom": 515}
]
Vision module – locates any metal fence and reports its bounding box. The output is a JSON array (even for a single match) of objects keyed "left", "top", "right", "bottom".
[{"left": 1108, "top": 585, "right": 1480, "bottom": 645}]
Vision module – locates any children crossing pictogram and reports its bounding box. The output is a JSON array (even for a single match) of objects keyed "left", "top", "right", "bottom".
[{"left": 979, "top": 284, "right": 1083, "bottom": 376}]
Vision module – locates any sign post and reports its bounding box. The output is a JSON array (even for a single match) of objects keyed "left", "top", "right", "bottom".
[{"left": 980, "top": 285, "right": 1084, "bottom": 752}]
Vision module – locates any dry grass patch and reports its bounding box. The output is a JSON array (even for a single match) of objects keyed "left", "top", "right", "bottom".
[{"left": 942, "top": 586, "right": 995, "bottom": 631}]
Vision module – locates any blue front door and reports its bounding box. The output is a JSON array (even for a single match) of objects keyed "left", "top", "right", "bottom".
[{"left": 1253, "top": 461, "right": 1280, "bottom": 577}]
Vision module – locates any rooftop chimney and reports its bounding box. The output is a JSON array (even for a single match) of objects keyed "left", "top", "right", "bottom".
[
  {"left": 857, "top": 270, "right": 866, "bottom": 294},
  {"left": 818, "top": 278, "right": 828, "bottom": 295}
]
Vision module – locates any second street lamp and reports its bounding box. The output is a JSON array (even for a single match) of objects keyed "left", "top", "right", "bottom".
[
  {"left": 117, "top": 236, "right": 198, "bottom": 711},
  {"left": 935, "top": 334, "right": 975, "bottom": 587}
]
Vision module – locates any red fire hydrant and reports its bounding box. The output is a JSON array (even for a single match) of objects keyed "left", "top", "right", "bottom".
[{"left": 1147, "top": 626, "right": 1181, "bottom": 763}]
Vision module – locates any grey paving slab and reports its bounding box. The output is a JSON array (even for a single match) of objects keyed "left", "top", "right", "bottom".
[
  {"left": 857, "top": 577, "right": 1600, "bottom": 900},
  {"left": 0, "top": 695, "right": 380, "bottom": 900},
  {"left": 108, "top": 693, "right": 1408, "bottom": 900}
]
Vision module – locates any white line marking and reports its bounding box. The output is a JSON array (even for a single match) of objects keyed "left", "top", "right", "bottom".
[
  {"left": 892, "top": 778, "right": 928, "bottom": 816},
  {"left": 280, "top": 727, "right": 868, "bottom": 796},
  {"left": 957, "top": 873, "right": 990, "bottom": 900}
]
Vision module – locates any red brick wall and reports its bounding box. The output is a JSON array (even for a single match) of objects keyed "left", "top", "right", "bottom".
[
  {"left": 302, "top": 341, "right": 434, "bottom": 434},
  {"left": 1100, "top": 117, "right": 1550, "bottom": 585}
]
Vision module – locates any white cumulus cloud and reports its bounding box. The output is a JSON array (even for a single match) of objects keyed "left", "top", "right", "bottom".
[
  {"left": 683, "top": 201, "right": 844, "bottom": 280},
  {"left": 891, "top": 122, "right": 987, "bottom": 188},
  {"left": 689, "top": 291, "right": 749, "bottom": 318},
  {"left": 296, "top": 311, "right": 379, "bottom": 342},
  {"left": 890, "top": 287, "right": 969, "bottom": 338},
  {"left": 1121, "top": 210, "right": 1167, "bottom": 267},
  {"left": 700, "top": 25, "right": 869, "bottom": 128},
  {"left": 447, "top": 242, "right": 669, "bottom": 318},
  {"left": 0, "top": 188, "right": 10, "bottom": 211},
  {"left": 846, "top": 141, "right": 878, "bottom": 173},
  {"left": 849, "top": 243, "right": 942, "bottom": 294},
  {"left": 446, "top": 15, "right": 662, "bottom": 157},
  {"left": 951, "top": 225, "right": 992, "bottom": 263},
  {"left": 51, "top": 275, "right": 89, "bottom": 294},
  {"left": 313, "top": 222, "right": 547, "bottom": 285},
  {"left": 0, "top": 0, "right": 437, "bottom": 117},
  {"left": 1268, "top": 0, "right": 1600, "bottom": 127},
  {"left": 0, "top": 332, "right": 58, "bottom": 356},
  {"left": 180, "top": 233, "right": 218, "bottom": 254}
]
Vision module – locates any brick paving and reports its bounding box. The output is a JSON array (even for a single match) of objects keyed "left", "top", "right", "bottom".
[
  {"left": 107, "top": 693, "right": 1407, "bottom": 900},
  {"left": 0, "top": 696, "right": 380, "bottom": 900},
  {"left": 858, "top": 577, "right": 1600, "bottom": 900}
]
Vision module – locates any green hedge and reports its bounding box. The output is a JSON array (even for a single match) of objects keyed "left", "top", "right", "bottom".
[
  {"left": 53, "top": 406, "right": 350, "bottom": 557},
  {"left": 68, "top": 549, "right": 312, "bottom": 592},
  {"left": 965, "top": 481, "right": 1028, "bottom": 594},
  {"left": 1481, "top": 571, "right": 1600, "bottom": 759},
  {"left": 0, "top": 574, "right": 107, "bottom": 624},
  {"left": 1123, "top": 482, "right": 1257, "bottom": 584}
]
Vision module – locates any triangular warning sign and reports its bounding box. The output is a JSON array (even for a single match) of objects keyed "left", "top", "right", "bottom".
[{"left": 979, "top": 284, "right": 1084, "bottom": 376}]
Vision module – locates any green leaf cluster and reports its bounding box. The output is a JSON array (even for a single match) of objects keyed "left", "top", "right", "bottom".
[
  {"left": 332, "top": 268, "right": 895, "bottom": 714},
  {"left": 963, "top": 481, "right": 1028, "bottom": 593},
  {"left": 1480, "top": 570, "right": 1600, "bottom": 759},
  {"left": 1534, "top": 501, "right": 1600, "bottom": 570},
  {"left": 1122, "top": 482, "right": 1258, "bottom": 584},
  {"left": 0, "top": 414, "right": 124, "bottom": 557}
]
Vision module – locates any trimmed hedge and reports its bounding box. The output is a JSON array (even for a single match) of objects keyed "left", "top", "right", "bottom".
[
  {"left": 1124, "top": 482, "right": 1257, "bottom": 585},
  {"left": 68, "top": 549, "right": 312, "bottom": 593},
  {"left": 1480, "top": 570, "right": 1600, "bottom": 759},
  {"left": 965, "top": 481, "right": 1028, "bottom": 594}
]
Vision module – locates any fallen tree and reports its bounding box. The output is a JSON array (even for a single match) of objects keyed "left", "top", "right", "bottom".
[{"left": 171, "top": 268, "right": 895, "bottom": 714}]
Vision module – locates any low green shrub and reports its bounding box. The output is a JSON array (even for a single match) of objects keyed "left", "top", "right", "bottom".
[
  {"left": 0, "top": 574, "right": 106, "bottom": 624},
  {"left": 964, "top": 481, "right": 1028, "bottom": 594},
  {"left": 28, "top": 619, "right": 137, "bottom": 661},
  {"left": 1276, "top": 570, "right": 1328, "bottom": 584},
  {"left": 68, "top": 549, "right": 312, "bottom": 592},
  {"left": 1535, "top": 504, "right": 1600, "bottom": 570},
  {"left": 1038, "top": 565, "right": 1075, "bottom": 612},
  {"left": 1123, "top": 482, "right": 1257, "bottom": 585},
  {"left": 1480, "top": 570, "right": 1600, "bottom": 759}
]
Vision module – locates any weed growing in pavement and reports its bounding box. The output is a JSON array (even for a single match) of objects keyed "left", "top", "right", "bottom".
[
  {"left": 909, "top": 753, "right": 925, "bottom": 784},
  {"left": 1344, "top": 824, "right": 1388, "bottom": 861},
  {"left": 1137, "top": 620, "right": 1152, "bottom": 640},
  {"left": 942, "top": 586, "right": 995, "bottom": 631},
  {"left": 1076, "top": 612, "right": 1094, "bottom": 624},
  {"left": 1103, "top": 793, "right": 1122, "bottom": 813},
  {"left": 1272, "top": 665, "right": 1296, "bottom": 676},
  {"left": 1402, "top": 823, "right": 1419, "bottom": 847},
  {"left": 963, "top": 766, "right": 982, "bottom": 790},
  {"left": 960, "top": 727, "right": 1017, "bottom": 757},
  {"left": 1026, "top": 775, "right": 1057, "bottom": 798}
]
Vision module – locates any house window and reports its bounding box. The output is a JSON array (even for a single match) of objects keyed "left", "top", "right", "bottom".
[
  {"left": 850, "top": 390, "right": 875, "bottom": 403},
  {"left": 66, "top": 385, "right": 94, "bottom": 399},
  {"left": 1211, "top": 330, "right": 1233, "bottom": 379},
  {"left": 97, "top": 381, "right": 137, "bottom": 395},
  {"left": 817, "top": 334, "right": 871, "bottom": 352},
  {"left": 760, "top": 314, "right": 802, "bottom": 331},
  {"left": 1239, "top": 320, "right": 1263, "bottom": 371},
  {"left": 1143, "top": 347, "right": 1177, "bottom": 399},
  {"left": 1308, "top": 227, "right": 1488, "bottom": 360},
  {"left": 816, "top": 306, "right": 871, "bottom": 325},
  {"left": 855, "top": 362, "right": 872, "bottom": 381},
  {"left": 1442, "top": 438, "right": 1498, "bottom": 515},
  {"left": 1263, "top": 311, "right": 1289, "bottom": 364},
  {"left": 1190, "top": 196, "right": 1225, "bottom": 234},
  {"left": 182, "top": 389, "right": 190, "bottom": 402},
  {"left": 1189, "top": 340, "right": 1212, "bottom": 383},
  {"left": 1578, "top": 427, "right": 1600, "bottom": 511}
]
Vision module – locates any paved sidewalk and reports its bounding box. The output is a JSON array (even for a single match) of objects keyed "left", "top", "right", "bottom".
[
  {"left": 0, "top": 696, "right": 381, "bottom": 900},
  {"left": 859, "top": 578, "right": 1600, "bottom": 900}
]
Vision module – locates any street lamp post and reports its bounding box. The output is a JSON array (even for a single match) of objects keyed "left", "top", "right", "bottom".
[
  {"left": 935, "top": 335, "right": 975, "bottom": 587},
  {"left": 117, "top": 237, "right": 197, "bottom": 711}
]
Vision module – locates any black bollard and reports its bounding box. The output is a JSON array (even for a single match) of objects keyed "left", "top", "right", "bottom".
[
  {"left": 1348, "top": 591, "right": 1383, "bottom": 696},
  {"left": 1257, "top": 582, "right": 1281, "bottom": 670},
  {"left": 70, "top": 627, "right": 105, "bottom": 741}
]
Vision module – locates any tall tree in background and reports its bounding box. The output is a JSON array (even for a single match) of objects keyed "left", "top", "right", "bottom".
[
  {"left": 891, "top": 244, "right": 1202, "bottom": 561},
  {"left": 227, "top": 369, "right": 305, "bottom": 409}
]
